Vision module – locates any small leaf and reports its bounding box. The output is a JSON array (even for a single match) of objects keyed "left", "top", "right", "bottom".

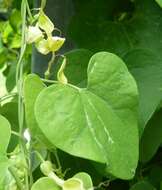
[
  {"left": 38, "top": 11, "right": 54, "bottom": 35},
  {"left": 63, "top": 178, "right": 84, "bottom": 190},
  {"left": 73, "top": 172, "right": 93, "bottom": 190},
  {"left": 57, "top": 57, "right": 68, "bottom": 84},
  {"left": 31, "top": 177, "right": 61, "bottom": 190},
  {"left": 0, "top": 115, "right": 11, "bottom": 154}
]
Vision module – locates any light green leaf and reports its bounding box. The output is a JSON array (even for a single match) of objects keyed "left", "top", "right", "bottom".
[
  {"left": 63, "top": 178, "right": 84, "bottom": 190},
  {"left": 155, "top": 0, "right": 162, "bottom": 7},
  {"left": 130, "top": 181, "right": 156, "bottom": 190},
  {"left": 74, "top": 172, "right": 93, "bottom": 190},
  {"left": 0, "top": 100, "right": 18, "bottom": 152},
  {"left": 35, "top": 52, "right": 139, "bottom": 179},
  {"left": 31, "top": 177, "right": 61, "bottom": 190},
  {"left": 24, "top": 74, "right": 52, "bottom": 147},
  {"left": 0, "top": 115, "right": 11, "bottom": 154},
  {"left": 9, "top": 9, "right": 21, "bottom": 31},
  {"left": 0, "top": 156, "right": 9, "bottom": 185},
  {"left": 24, "top": 74, "right": 46, "bottom": 135}
]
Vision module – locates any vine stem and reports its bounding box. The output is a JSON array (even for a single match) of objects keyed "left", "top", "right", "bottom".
[{"left": 16, "top": 0, "right": 29, "bottom": 189}]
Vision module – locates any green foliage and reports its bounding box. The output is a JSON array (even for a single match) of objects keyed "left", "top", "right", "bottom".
[
  {"left": 130, "top": 181, "right": 156, "bottom": 190},
  {"left": 155, "top": 0, "right": 162, "bottom": 7},
  {"left": 68, "top": 0, "right": 162, "bottom": 132},
  {"left": 0, "top": 114, "right": 11, "bottom": 153},
  {"left": 31, "top": 177, "right": 61, "bottom": 190},
  {"left": 35, "top": 52, "right": 138, "bottom": 179},
  {"left": 139, "top": 109, "right": 162, "bottom": 163},
  {"left": 0, "top": 0, "right": 162, "bottom": 189}
]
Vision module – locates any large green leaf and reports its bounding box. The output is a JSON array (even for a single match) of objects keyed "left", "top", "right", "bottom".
[
  {"left": 31, "top": 177, "right": 61, "bottom": 190},
  {"left": 68, "top": 0, "right": 162, "bottom": 131},
  {"left": 35, "top": 52, "right": 139, "bottom": 179},
  {"left": 139, "top": 109, "right": 162, "bottom": 163},
  {"left": 0, "top": 115, "right": 11, "bottom": 154},
  {"left": 130, "top": 181, "right": 156, "bottom": 190}
]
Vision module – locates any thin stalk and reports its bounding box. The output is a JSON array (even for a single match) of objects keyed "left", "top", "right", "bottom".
[
  {"left": 35, "top": 151, "right": 45, "bottom": 163},
  {"left": 16, "top": 0, "right": 30, "bottom": 189},
  {"left": 26, "top": 0, "right": 33, "bottom": 21},
  {"left": 41, "top": 0, "right": 47, "bottom": 9},
  {"left": 54, "top": 150, "right": 61, "bottom": 170}
]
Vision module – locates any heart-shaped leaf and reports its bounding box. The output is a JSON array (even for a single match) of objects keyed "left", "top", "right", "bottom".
[
  {"left": 31, "top": 177, "right": 61, "bottom": 190},
  {"left": 35, "top": 52, "right": 139, "bottom": 179}
]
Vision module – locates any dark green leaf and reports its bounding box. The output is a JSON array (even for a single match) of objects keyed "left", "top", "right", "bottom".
[
  {"left": 130, "top": 181, "right": 156, "bottom": 190},
  {"left": 69, "top": 0, "right": 162, "bottom": 131},
  {"left": 139, "top": 109, "right": 162, "bottom": 163}
]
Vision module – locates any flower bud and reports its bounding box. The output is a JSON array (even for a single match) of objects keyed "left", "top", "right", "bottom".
[{"left": 40, "top": 161, "right": 53, "bottom": 176}]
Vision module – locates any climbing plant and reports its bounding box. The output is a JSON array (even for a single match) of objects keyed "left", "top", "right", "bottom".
[{"left": 0, "top": 0, "right": 162, "bottom": 189}]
